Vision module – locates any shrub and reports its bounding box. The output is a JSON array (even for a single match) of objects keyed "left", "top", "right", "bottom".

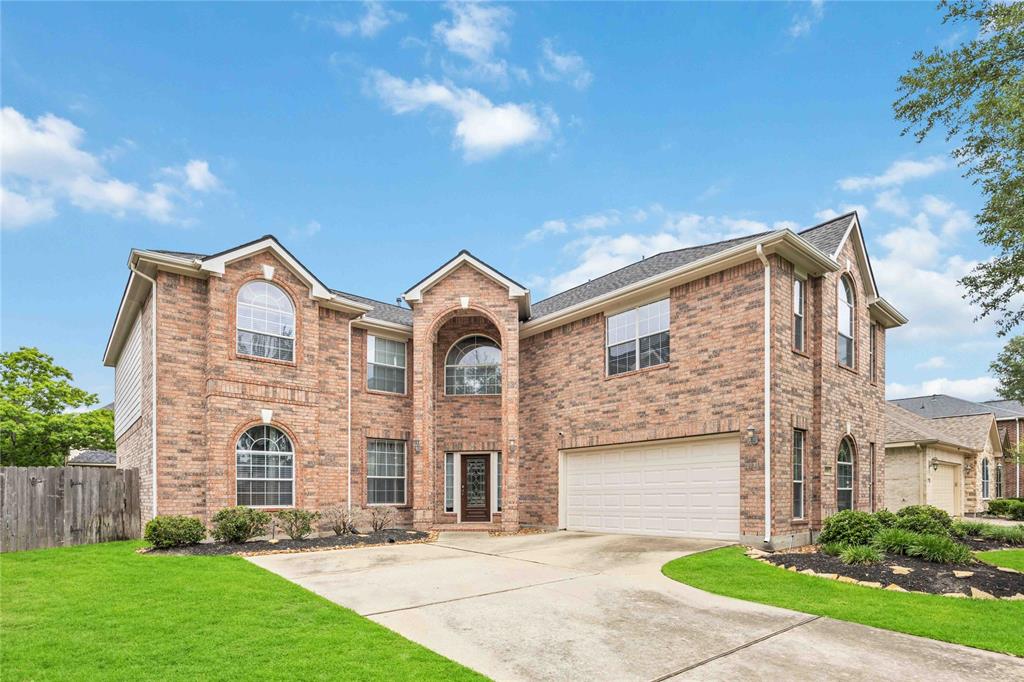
[
  {"left": 211, "top": 506, "right": 271, "bottom": 544},
  {"left": 275, "top": 509, "right": 320, "bottom": 540},
  {"left": 871, "top": 527, "right": 919, "bottom": 555},
  {"left": 988, "top": 498, "right": 1014, "bottom": 516},
  {"left": 980, "top": 523, "right": 1024, "bottom": 546},
  {"left": 144, "top": 515, "right": 206, "bottom": 549},
  {"left": 818, "top": 510, "right": 882, "bottom": 546},
  {"left": 819, "top": 542, "right": 848, "bottom": 557},
  {"left": 894, "top": 505, "right": 952, "bottom": 536},
  {"left": 873, "top": 508, "right": 898, "bottom": 528},
  {"left": 321, "top": 506, "right": 358, "bottom": 536},
  {"left": 367, "top": 506, "right": 393, "bottom": 533},
  {"left": 839, "top": 545, "right": 882, "bottom": 565},
  {"left": 906, "top": 534, "right": 973, "bottom": 564},
  {"left": 951, "top": 520, "right": 987, "bottom": 538},
  {"left": 1010, "top": 500, "right": 1024, "bottom": 521}
]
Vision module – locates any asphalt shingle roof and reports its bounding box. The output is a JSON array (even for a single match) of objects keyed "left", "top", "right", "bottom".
[
  {"left": 889, "top": 394, "right": 1024, "bottom": 420},
  {"left": 984, "top": 399, "right": 1024, "bottom": 418},
  {"left": 797, "top": 213, "right": 855, "bottom": 257},
  {"left": 936, "top": 414, "right": 998, "bottom": 452},
  {"left": 332, "top": 290, "right": 413, "bottom": 326},
  {"left": 67, "top": 449, "right": 117, "bottom": 466},
  {"left": 885, "top": 403, "right": 974, "bottom": 449}
]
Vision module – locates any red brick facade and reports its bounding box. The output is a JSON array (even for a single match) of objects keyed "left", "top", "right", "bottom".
[{"left": 112, "top": 230, "right": 895, "bottom": 547}]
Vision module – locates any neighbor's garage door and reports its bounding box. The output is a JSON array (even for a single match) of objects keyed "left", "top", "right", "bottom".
[
  {"left": 564, "top": 435, "right": 740, "bottom": 541},
  {"left": 931, "top": 464, "right": 959, "bottom": 517}
]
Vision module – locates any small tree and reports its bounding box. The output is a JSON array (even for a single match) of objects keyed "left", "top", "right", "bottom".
[
  {"left": 991, "top": 335, "right": 1024, "bottom": 402},
  {"left": 322, "top": 506, "right": 358, "bottom": 536},
  {"left": 368, "top": 507, "right": 394, "bottom": 533}
]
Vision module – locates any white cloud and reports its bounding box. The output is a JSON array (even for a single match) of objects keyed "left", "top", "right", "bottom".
[
  {"left": 433, "top": 2, "right": 518, "bottom": 83},
  {"left": 525, "top": 219, "right": 567, "bottom": 241},
  {"left": 887, "top": 376, "right": 999, "bottom": 402},
  {"left": 0, "top": 107, "right": 213, "bottom": 229},
  {"left": 874, "top": 189, "right": 910, "bottom": 216},
  {"left": 538, "top": 39, "right": 593, "bottom": 90},
  {"left": 367, "top": 70, "right": 555, "bottom": 160},
  {"left": 289, "top": 219, "right": 322, "bottom": 239},
  {"left": 920, "top": 193, "right": 971, "bottom": 236},
  {"left": 332, "top": 2, "right": 406, "bottom": 38},
  {"left": 574, "top": 210, "right": 621, "bottom": 231},
  {"left": 788, "top": 0, "right": 825, "bottom": 38},
  {"left": 838, "top": 156, "right": 948, "bottom": 191},
  {"left": 548, "top": 231, "right": 691, "bottom": 294},
  {"left": 915, "top": 356, "right": 949, "bottom": 370},
  {"left": 878, "top": 225, "right": 943, "bottom": 267}
]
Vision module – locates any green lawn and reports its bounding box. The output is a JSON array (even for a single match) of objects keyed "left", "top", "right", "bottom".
[
  {"left": 662, "top": 546, "right": 1024, "bottom": 657},
  {"left": 977, "top": 548, "right": 1024, "bottom": 572},
  {"left": 1, "top": 541, "right": 484, "bottom": 681}
]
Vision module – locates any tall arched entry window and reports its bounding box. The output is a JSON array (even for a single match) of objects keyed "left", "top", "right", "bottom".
[
  {"left": 837, "top": 437, "right": 855, "bottom": 511},
  {"left": 236, "top": 425, "right": 294, "bottom": 507},
  {"left": 445, "top": 335, "right": 501, "bottom": 395}
]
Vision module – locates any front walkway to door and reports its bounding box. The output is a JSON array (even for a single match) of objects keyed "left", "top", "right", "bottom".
[{"left": 249, "top": 532, "right": 1024, "bottom": 681}]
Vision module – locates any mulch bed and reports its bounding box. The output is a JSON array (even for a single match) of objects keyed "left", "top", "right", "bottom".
[
  {"left": 765, "top": 550, "right": 1024, "bottom": 598},
  {"left": 961, "top": 536, "right": 1022, "bottom": 551},
  {"left": 143, "top": 529, "right": 431, "bottom": 557}
]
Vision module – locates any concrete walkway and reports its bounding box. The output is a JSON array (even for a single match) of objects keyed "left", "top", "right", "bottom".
[{"left": 248, "top": 531, "right": 1024, "bottom": 681}]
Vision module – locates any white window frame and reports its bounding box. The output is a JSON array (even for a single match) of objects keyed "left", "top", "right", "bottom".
[
  {"left": 367, "top": 334, "right": 407, "bottom": 394},
  {"left": 792, "top": 429, "right": 805, "bottom": 520},
  {"left": 444, "top": 334, "right": 502, "bottom": 396},
  {"left": 837, "top": 276, "right": 855, "bottom": 369},
  {"left": 235, "top": 425, "right": 295, "bottom": 509},
  {"left": 793, "top": 277, "right": 805, "bottom": 353},
  {"left": 606, "top": 298, "right": 670, "bottom": 377},
  {"left": 236, "top": 280, "right": 296, "bottom": 362},
  {"left": 837, "top": 438, "right": 855, "bottom": 511},
  {"left": 868, "top": 323, "right": 877, "bottom": 383},
  {"left": 449, "top": 451, "right": 501, "bottom": 522},
  {"left": 981, "top": 458, "right": 991, "bottom": 499},
  {"left": 367, "top": 439, "right": 407, "bottom": 506},
  {"left": 444, "top": 453, "right": 455, "bottom": 513}
]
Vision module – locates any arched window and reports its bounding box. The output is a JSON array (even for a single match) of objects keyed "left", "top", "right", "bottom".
[
  {"left": 837, "top": 437, "right": 855, "bottom": 511},
  {"left": 237, "top": 281, "right": 295, "bottom": 361},
  {"left": 445, "top": 335, "right": 501, "bottom": 395},
  {"left": 981, "top": 458, "right": 991, "bottom": 499},
  {"left": 837, "top": 275, "right": 855, "bottom": 368},
  {"left": 236, "top": 425, "right": 294, "bottom": 507}
]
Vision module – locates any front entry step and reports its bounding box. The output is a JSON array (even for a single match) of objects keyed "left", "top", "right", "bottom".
[{"left": 431, "top": 522, "right": 501, "bottom": 532}]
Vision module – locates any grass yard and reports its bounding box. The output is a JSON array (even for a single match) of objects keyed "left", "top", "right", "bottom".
[
  {"left": 977, "top": 548, "right": 1024, "bottom": 572},
  {"left": 1, "top": 541, "right": 484, "bottom": 681},
  {"left": 662, "top": 546, "right": 1024, "bottom": 657}
]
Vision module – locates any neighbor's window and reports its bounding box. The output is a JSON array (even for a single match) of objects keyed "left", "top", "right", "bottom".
[
  {"left": 837, "top": 437, "right": 855, "bottom": 511},
  {"left": 236, "top": 425, "right": 294, "bottom": 507},
  {"left": 607, "top": 298, "right": 670, "bottom": 376},
  {"left": 793, "top": 278, "right": 805, "bottom": 352},
  {"left": 368, "top": 335, "right": 406, "bottom": 394},
  {"left": 237, "top": 281, "right": 295, "bottom": 361},
  {"left": 869, "top": 323, "right": 878, "bottom": 383},
  {"left": 792, "top": 430, "right": 805, "bottom": 519},
  {"left": 995, "top": 463, "right": 1003, "bottom": 499},
  {"left": 445, "top": 336, "right": 502, "bottom": 395},
  {"left": 444, "top": 453, "right": 455, "bottom": 513},
  {"left": 981, "top": 458, "right": 991, "bottom": 499},
  {"left": 837, "top": 275, "right": 855, "bottom": 368},
  {"left": 367, "top": 439, "right": 406, "bottom": 505}
]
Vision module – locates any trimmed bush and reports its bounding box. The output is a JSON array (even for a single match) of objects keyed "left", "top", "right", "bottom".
[
  {"left": 1010, "top": 500, "right": 1024, "bottom": 521},
  {"left": 367, "top": 506, "right": 394, "bottom": 533},
  {"left": 980, "top": 523, "right": 1024, "bottom": 545},
  {"left": 988, "top": 498, "right": 1015, "bottom": 516},
  {"left": 873, "top": 508, "right": 898, "bottom": 528},
  {"left": 275, "top": 509, "right": 320, "bottom": 540},
  {"left": 144, "top": 515, "right": 206, "bottom": 549},
  {"left": 211, "top": 506, "right": 271, "bottom": 544},
  {"left": 818, "top": 510, "right": 882, "bottom": 546},
  {"left": 839, "top": 545, "right": 882, "bottom": 565},
  {"left": 906, "top": 534, "right": 973, "bottom": 564},
  {"left": 321, "top": 506, "right": 357, "bottom": 536},
  {"left": 871, "top": 527, "right": 919, "bottom": 555},
  {"left": 894, "top": 505, "right": 952, "bottom": 536}
]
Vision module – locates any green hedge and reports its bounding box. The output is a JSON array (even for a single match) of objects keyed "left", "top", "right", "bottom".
[{"left": 144, "top": 515, "right": 206, "bottom": 549}]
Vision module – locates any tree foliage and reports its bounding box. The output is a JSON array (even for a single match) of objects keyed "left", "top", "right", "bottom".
[
  {"left": 894, "top": 0, "right": 1024, "bottom": 336},
  {"left": 991, "top": 334, "right": 1024, "bottom": 402},
  {"left": 0, "top": 347, "right": 114, "bottom": 466}
]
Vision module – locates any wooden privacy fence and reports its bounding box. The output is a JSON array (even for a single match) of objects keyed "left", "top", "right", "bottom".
[{"left": 0, "top": 467, "right": 141, "bottom": 552}]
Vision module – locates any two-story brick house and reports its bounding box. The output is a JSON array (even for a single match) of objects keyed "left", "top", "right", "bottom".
[{"left": 104, "top": 212, "right": 905, "bottom": 548}]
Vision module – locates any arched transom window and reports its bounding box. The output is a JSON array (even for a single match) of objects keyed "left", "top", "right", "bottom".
[
  {"left": 237, "top": 281, "right": 295, "bottom": 361},
  {"left": 837, "top": 275, "right": 855, "bottom": 368},
  {"left": 445, "top": 335, "right": 501, "bottom": 395},
  {"left": 236, "top": 425, "right": 294, "bottom": 507},
  {"left": 837, "top": 437, "right": 855, "bottom": 511}
]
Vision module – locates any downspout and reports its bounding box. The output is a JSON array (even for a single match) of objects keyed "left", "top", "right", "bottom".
[
  {"left": 130, "top": 265, "right": 158, "bottom": 519},
  {"left": 756, "top": 244, "right": 772, "bottom": 544}
]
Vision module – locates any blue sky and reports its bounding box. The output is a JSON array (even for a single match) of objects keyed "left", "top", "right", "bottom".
[{"left": 1, "top": 1, "right": 1009, "bottom": 405}]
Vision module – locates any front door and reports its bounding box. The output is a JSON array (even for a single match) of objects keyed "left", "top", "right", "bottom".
[{"left": 461, "top": 455, "right": 491, "bottom": 522}]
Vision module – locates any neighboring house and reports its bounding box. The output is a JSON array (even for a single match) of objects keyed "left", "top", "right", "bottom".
[
  {"left": 66, "top": 449, "right": 117, "bottom": 467},
  {"left": 884, "top": 403, "right": 1002, "bottom": 516},
  {"left": 890, "top": 394, "right": 1022, "bottom": 499},
  {"left": 103, "top": 212, "right": 906, "bottom": 548}
]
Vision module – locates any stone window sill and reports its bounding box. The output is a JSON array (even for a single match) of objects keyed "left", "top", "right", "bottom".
[{"left": 605, "top": 362, "right": 671, "bottom": 382}]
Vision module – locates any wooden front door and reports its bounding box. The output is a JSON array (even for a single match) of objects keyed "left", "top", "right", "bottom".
[{"left": 461, "top": 455, "right": 491, "bottom": 522}]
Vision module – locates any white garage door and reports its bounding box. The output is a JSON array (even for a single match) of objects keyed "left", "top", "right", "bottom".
[
  {"left": 931, "top": 464, "right": 959, "bottom": 517},
  {"left": 563, "top": 436, "right": 740, "bottom": 540}
]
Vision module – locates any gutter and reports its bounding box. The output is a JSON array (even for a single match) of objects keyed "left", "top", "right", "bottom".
[
  {"left": 756, "top": 244, "right": 772, "bottom": 544},
  {"left": 130, "top": 264, "right": 159, "bottom": 519}
]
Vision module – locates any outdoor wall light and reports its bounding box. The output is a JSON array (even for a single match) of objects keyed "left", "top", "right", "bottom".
[
  {"left": 929, "top": 457, "right": 939, "bottom": 471},
  {"left": 745, "top": 425, "right": 759, "bottom": 446},
  {"left": 413, "top": 440, "right": 421, "bottom": 454}
]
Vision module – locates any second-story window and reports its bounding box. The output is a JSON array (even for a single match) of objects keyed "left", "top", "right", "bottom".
[
  {"left": 367, "top": 335, "right": 406, "bottom": 394},
  {"left": 869, "top": 323, "right": 878, "bottom": 383},
  {"left": 837, "top": 275, "right": 855, "bottom": 368},
  {"left": 445, "top": 336, "right": 501, "bottom": 395},
  {"left": 237, "top": 281, "right": 295, "bottom": 362},
  {"left": 607, "top": 299, "right": 670, "bottom": 376},
  {"left": 793, "top": 278, "right": 805, "bottom": 352}
]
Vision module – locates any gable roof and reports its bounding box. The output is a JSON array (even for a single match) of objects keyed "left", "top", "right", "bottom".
[
  {"left": 334, "top": 290, "right": 413, "bottom": 326},
  {"left": 889, "top": 394, "right": 1024, "bottom": 420},
  {"left": 402, "top": 250, "right": 530, "bottom": 319},
  {"left": 885, "top": 403, "right": 975, "bottom": 450},
  {"left": 984, "top": 399, "right": 1024, "bottom": 419},
  {"left": 935, "top": 414, "right": 1002, "bottom": 453}
]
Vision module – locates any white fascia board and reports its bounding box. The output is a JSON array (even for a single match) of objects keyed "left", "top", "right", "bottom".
[
  {"left": 403, "top": 252, "right": 529, "bottom": 303},
  {"left": 200, "top": 238, "right": 333, "bottom": 298},
  {"left": 868, "top": 296, "right": 909, "bottom": 328},
  {"left": 831, "top": 215, "right": 880, "bottom": 300},
  {"left": 352, "top": 317, "right": 413, "bottom": 339}
]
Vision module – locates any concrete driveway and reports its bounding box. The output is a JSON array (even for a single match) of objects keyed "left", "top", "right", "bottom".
[{"left": 249, "top": 532, "right": 1023, "bottom": 681}]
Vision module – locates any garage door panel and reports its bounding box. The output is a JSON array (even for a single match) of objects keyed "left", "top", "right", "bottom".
[{"left": 564, "top": 436, "right": 741, "bottom": 541}]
